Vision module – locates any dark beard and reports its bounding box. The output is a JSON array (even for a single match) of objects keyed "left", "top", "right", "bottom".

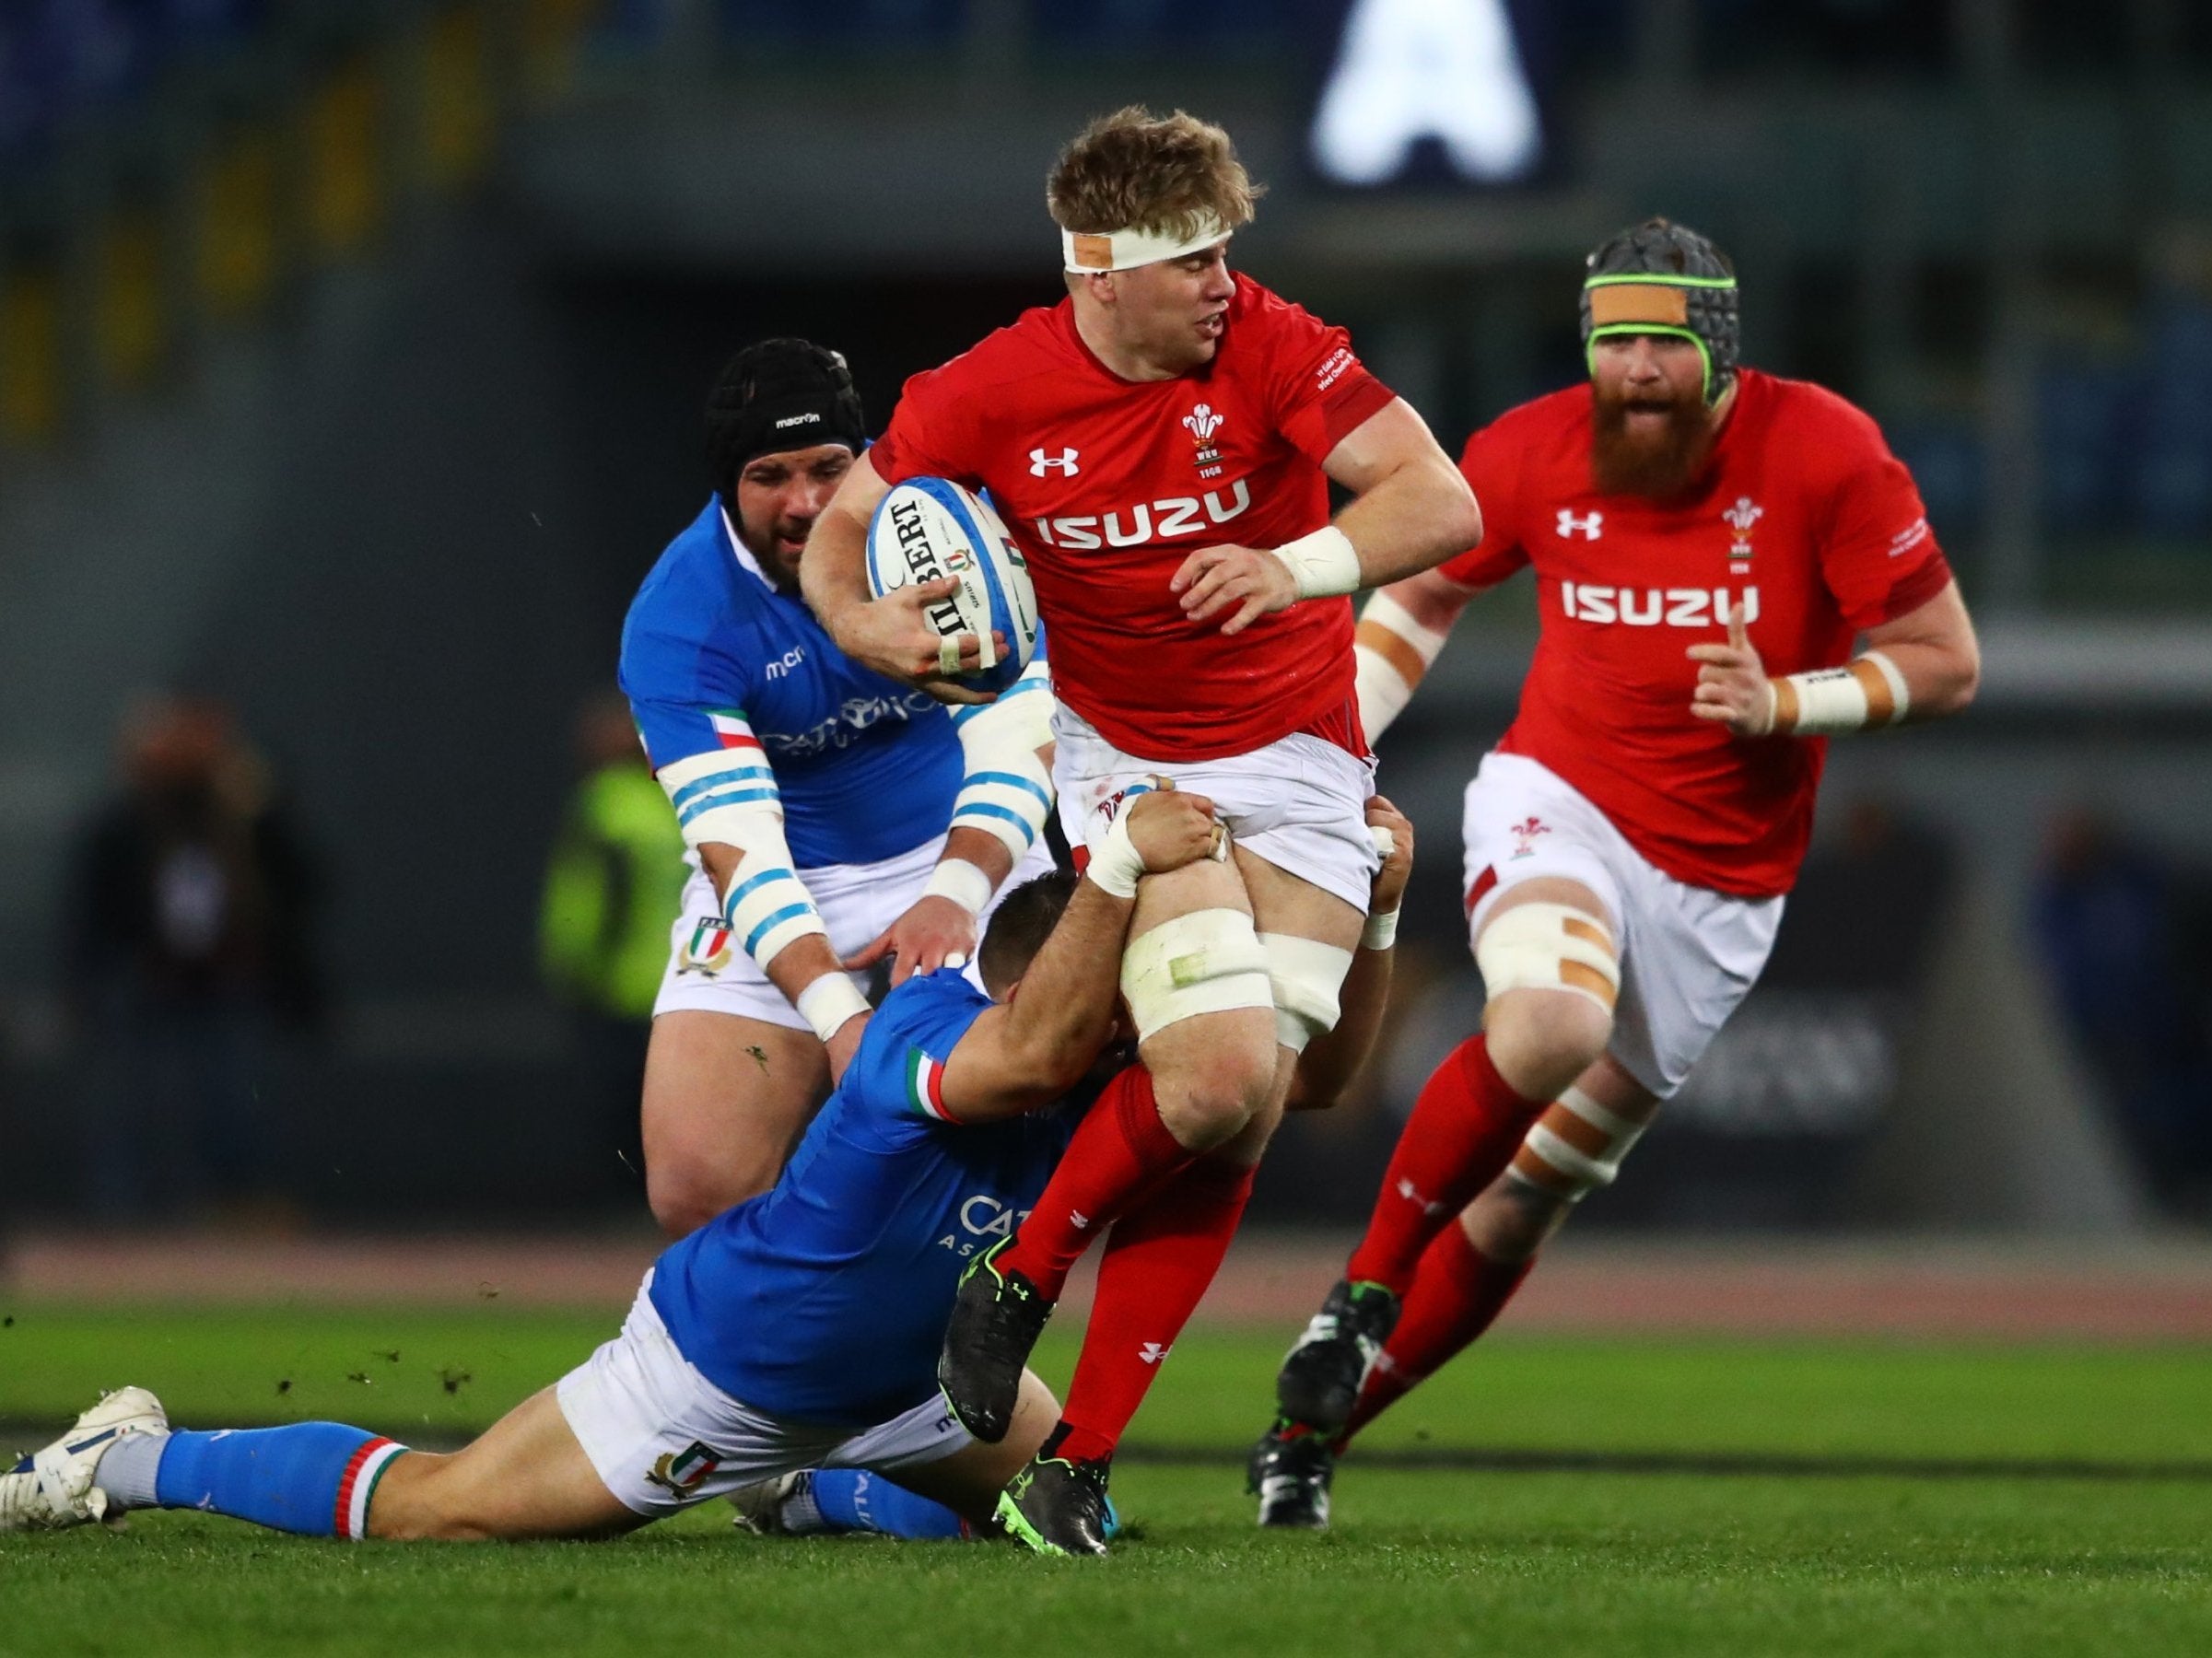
[{"left": 1590, "top": 391, "right": 1715, "bottom": 499}]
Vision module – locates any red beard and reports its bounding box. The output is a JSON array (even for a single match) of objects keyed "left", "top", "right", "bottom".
[{"left": 1589, "top": 385, "right": 1716, "bottom": 499}]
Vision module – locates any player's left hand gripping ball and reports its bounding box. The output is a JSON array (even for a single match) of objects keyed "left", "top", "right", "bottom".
[{"left": 866, "top": 479, "right": 1043, "bottom": 695}]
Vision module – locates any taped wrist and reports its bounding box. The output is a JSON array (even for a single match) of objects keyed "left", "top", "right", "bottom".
[
  {"left": 922, "top": 858, "right": 994, "bottom": 917},
  {"left": 1268, "top": 525, "right": 1363, "bottom": 600},
  {"left": 1771, "top": 650, "right": 1910, "bottom": 736},
  {"left": 1353, "top": 591, "right": 1450, "bottom": 739},
  {"left": 796, "top": 973, "right": 870, "bottom": 1045},
  {"left": 948, "top": 664, "right": 1055, "bottom": 863}
]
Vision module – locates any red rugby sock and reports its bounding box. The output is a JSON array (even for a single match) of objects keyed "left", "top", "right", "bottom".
[
  {"left": 999, "top": 1064, "right": 1192, "bottom": 1301},
  {"left": 1336, "top": 1223, "right": 1535, "bottom": 1449},
  {"left": 1342, "top": 1033, "right": 1545, "bottom": 1294},
  {"left": 1056, "top": 1155, "right": 1258, "bottom": 1465}
]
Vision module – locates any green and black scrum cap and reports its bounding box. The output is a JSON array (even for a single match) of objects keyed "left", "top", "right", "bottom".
[{"left": 1579, "top": 218, "right": 1739, "bottom": 404}]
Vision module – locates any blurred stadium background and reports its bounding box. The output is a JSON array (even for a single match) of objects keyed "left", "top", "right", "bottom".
[{"left": 3, "top": 0, "right": 2211, "bottom": 1292}]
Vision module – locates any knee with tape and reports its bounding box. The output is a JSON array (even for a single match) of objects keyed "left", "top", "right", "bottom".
[
  {"left": 1476, "top": 901, "right": 1620, "bottom": 1014},
  {"left": 1257, "top": 932, "right": 1355, "bottom": 1055},
  {"left": 1508, "top": 1087, "right": 1654, "bottom": 1203},
  {"left": 1119, "top": 907, "right": 1274, "bottom": 1044}
]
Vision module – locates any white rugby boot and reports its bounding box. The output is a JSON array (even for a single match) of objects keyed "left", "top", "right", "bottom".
[
  {"left": 0, "top": 1386, "right": 169, "bottom": 1531},
  {"left": 728, "top": 1470, "right": 810, "bottom": 1535}
]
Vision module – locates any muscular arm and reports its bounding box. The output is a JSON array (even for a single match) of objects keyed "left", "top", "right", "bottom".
[
  {"left": 937, "top": 791, "right": 1221, "bottom": 1124},
  {"left": 1176, "top": 399, "right": 1482, "bottom": 635},
  {"left": 1322, "top": 398, "right": 1485, "bottom": 588},
  {"left": 696, "top": 842, "right": 867, "bottom": 1075},
  {"left": 1689, "top": 578, "right": 1981, "bottom": 738},
  {"left": 1860, "top": 579, "right": 1981, "bottom": 723}
]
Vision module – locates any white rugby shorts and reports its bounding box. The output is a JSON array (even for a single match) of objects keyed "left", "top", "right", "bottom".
[
  {"left": 1461, "top": 752, "right": 1785, "bottom": 1098},
  {"left": 556, "top": 1275, "right": 973, "bottom": 1518},
  {"left": 652, "top": 831, "right": 1057, "bottom": 1027},
  {"left": 1052, "top": 706, "right": 1379, "bottom": 914}
]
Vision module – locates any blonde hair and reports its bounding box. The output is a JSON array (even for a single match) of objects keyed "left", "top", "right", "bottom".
[{"left": 1047, "top": 106, "right": 1263, "bottom": 241}]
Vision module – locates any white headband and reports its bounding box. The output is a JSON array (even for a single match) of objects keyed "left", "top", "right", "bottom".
[{"left": 1061, "top": 215, "right": 1231, "bottom": 274}]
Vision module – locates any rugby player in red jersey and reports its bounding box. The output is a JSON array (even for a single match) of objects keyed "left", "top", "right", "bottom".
[
  {"left": 801, "top": 108, "right": 1482, "bottom": 1552},
  {"left": 1248, "top": 219, "right": 1984, "bottom": 1528}
]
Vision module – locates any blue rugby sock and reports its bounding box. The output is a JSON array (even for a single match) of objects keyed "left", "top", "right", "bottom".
[
  {"left": 150, "top": 1424, "right": 409, "bottom": 1538},
  {"left": 808, "top": 1470, "right": 968, "bottom": 1540}
]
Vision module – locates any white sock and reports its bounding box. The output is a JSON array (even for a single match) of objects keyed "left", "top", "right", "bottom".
[{"left": 92, "top": 1431, "right": 169, "bottom": 1511}]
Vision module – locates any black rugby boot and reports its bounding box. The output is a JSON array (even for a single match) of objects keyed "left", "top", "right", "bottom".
[
  {"left": 1272, "top": 1279, "right": 1400, "bottom": 1437},
  {"left": 1247, "top": 1422, "right": 1336, "bottom": 1530},
  {"left": 996, "top": 1425, "right": 1114, "bottom": 1558},
  {"left": 936, "top": 1238, "right": 1052, "bottom": 1442}
]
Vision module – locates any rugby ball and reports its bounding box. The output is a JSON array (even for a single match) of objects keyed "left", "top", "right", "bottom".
[{"left": 865, "top": 477, "right": 1041, "bottom": 694}]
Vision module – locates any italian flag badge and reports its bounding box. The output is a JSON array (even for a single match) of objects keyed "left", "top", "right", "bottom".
[
  {"left": 907, "top": 1050, "right": 954, "bottom": 1122},
  {"left": 707, "top": 709, "right": 762, "bottom": 752}
]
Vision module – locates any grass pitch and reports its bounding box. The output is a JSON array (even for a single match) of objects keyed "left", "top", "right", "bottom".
[{"left": 5, "top": 1305, "right": 2211, "bottom": 1657}]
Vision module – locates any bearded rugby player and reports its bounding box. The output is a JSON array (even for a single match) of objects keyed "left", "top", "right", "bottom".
[
  {"left": 1250, "top": 219, "right": 1982, "bottom": 1527},
  {"left": 622, "top": 340, "right": 1055, "bottom": 1236}
]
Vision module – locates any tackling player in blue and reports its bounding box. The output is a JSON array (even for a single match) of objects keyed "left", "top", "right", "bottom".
[
  {"left": 1, "top": 790, "right": 1223, "bottom": 1543},
  {"left": 621, "top": 339, "right": 1057, "bottom": 1234},
  {"left": 5, "top": 792, "right": 1412, "bottom": 1549}
]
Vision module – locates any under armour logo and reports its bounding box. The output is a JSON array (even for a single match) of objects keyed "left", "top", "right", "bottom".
[
  {"left": 1140, "top": 1342, "right": 1170, "bottom": 1365},
  {"left": 1397, "top": 1176, "right": 1446, "bottom": 1218},
  {"left": 1029, "top": 447, "right": 1080, "bottom": 476},
  {"left": 1556, "top": 508, "right": 1604, "bottom": 540},
  {"left": 1070, "top": 1209, "right": 1090, "bottom": 1230}
]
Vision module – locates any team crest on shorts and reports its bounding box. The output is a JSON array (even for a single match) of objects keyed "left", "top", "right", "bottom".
[
  {"left": 679, "top": 915, "right": 736, "bottom": 975},
  {"left": 1509, "top": 816, "right": 1549, "bottom": 858},
  {"left": 646, "top": 1442, "right": 722, "bottom": 1494}
]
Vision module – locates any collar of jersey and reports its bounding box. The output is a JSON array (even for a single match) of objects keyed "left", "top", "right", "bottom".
[{"left": 720, "top": 505, "right": 777, "bottom": 594}]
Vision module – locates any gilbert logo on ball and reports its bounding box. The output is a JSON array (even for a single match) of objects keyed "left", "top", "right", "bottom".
[{"left": 866, "top": 478, "right": 1042, "bottom": 694}]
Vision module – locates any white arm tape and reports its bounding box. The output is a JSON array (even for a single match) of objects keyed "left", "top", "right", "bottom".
[
  {"left": 658, "top": 742, "right": 784, "bottom": 853},
  {"left": 1361, "top": 907, "right": 1399, "bottom": 952},
  {"left": 1773, "top": 649, "right": 1911, "bottom": 736},
  {"left": 1269, "top": 525, "right": 1363, "bottom": 601},
  {"left": 1353, "top": 591, "right": 1450, "bottom": 740},
  {"left": 948, "top": 669, "right": 1056, "bottom": 863},
  {"left": 922, "top": 858, "right": 995, "bottom": 917},
  {"left": 795, "top": 973, "right": 871, "bottom": 1045}
]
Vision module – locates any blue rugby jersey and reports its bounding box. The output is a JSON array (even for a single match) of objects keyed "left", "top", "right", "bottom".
[
  {"left": 620, "top": 500, "right": 962, "bottom": 869},
  {"left": 649, "top": 968, "right": 1083, "bottom": 1426}
]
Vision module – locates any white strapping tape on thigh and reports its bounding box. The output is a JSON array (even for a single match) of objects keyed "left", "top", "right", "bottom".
[
  {"left": 1119, "top": 907, "right": 1274, "bottom": 1044},
  {"left": 1509, "top": 1087, "right": 1653, "bottom": 1202},
  {"left": 1257, "top": 932, "right": 1355, "bottom": 1056},
  {"left": 1476, "top": 901, "right": 1619, "bottom": 1013}
]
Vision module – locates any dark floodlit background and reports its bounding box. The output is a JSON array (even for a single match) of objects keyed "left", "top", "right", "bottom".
[{"left": 4, "top": 0, "right": 2210, "bottom": 1244}]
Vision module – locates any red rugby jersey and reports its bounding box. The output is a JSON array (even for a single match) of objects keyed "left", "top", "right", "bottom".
[
  {"left": 1445, "top": 368, "right": 1953, "bottom": 899},
  {"left": 869, "top": 274, "right": 1395, "bottom": 761}
]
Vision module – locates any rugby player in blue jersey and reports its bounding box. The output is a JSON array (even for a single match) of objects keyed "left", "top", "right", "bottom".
[
  {"left": 6, "top": 795, "right": 1413, "bottom": 1547},
  {"left": 621, "top": 340, "right": 1058, "bottom": 1234},
  {"left": 2, "top": 789, "right": 1219, "bottom": 1541}
]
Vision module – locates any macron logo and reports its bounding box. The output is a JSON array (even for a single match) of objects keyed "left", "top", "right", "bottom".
[{"left": 773, "top": 413, "right": 820, "bottom": 429}]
